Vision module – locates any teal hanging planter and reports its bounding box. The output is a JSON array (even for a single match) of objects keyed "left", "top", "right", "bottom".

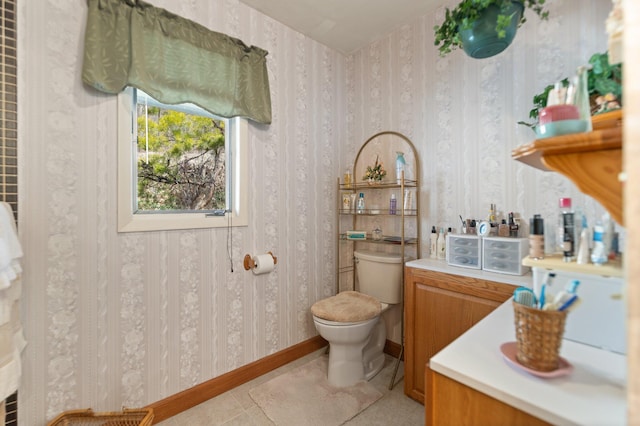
[{"left": 458, "top": 1, "right": 524, "bottom": 59}]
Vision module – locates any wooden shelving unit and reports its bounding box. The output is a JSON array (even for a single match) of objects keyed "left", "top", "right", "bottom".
[{"left": 511, "top": 110, "right": 624, "bottom": 226}]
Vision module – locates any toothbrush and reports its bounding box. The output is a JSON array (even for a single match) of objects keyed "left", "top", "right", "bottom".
[
  {"left": 558, "top": 294, "right": 579, "bottom": 312},
  {"left": 538, "top": 284, "right": 546, "bottom": 309},
  {"left": 567, "top": 279, "right": 580, "bottom": 294},
  {"left": 534, "top": 272, "right": 555, "bottom": 309}
]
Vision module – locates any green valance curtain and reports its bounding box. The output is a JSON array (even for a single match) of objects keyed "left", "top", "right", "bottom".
[{"left": 82, "top": 0, "right": 272, "bottom": 124}]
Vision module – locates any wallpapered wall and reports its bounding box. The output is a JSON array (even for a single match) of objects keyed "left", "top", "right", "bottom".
[
  {"left": 19, "top": 0, "right": 347, "bottom": 423},
  {"left": 18, "top": 0, "right": 612, "bottom": 423},
  {"left": 344, "top": 0, "right": 614, "bottom": 255}
]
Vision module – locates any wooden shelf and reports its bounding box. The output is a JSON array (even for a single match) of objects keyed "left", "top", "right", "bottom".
[
  {"left": 522, "top": 254, "right": 623, "bottom": 278},
  {"left": 512, "top": 110, "right": 624, "bottom": 226}
]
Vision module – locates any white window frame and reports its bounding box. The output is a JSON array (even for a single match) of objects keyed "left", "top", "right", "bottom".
[{"left": 117, "top": 88, "right": 249, "bottom": 232}]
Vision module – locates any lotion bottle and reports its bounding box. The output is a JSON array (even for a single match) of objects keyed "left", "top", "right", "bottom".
[
  {"left": 437, "top": 228, "right": 446, "bottom": 260},
  {"left": 430, "top": 226, "right": 438, "bottom": 259}
]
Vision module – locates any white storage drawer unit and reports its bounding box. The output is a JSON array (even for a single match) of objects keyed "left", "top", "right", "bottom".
[
  {"left": 482, "top": 237, "right": 529, "bottom": 275},
  {"left": 447, "top": 234, "right": 481, "bottom": 269}
]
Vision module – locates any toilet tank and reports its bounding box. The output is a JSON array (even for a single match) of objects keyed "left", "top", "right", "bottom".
[{"left": 354, "top": 250, "right": 404, "bottom": 304}]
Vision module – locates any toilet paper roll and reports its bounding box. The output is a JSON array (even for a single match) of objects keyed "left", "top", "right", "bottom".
[{"left": 252, "top": 254, "right": 275, "bottom": 275}]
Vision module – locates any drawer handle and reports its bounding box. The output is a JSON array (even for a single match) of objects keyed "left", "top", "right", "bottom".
[
  {"left": 488, "top": 242, "right": 509, "bottom": 249},
  {"left": 490, "top": 252, "right": 508, "bottom": 260},
  {"left": 453, "top": 239, "right": 472, "bottom": 246},
  {"left": 454, "top": 247, "right": 470, "bottom": 255},
  {"left": 454, "top": 256, "right": 470, "bottom": 264},
  {"left": 491, "top": 261, "right": 507, "bottom": 269}
]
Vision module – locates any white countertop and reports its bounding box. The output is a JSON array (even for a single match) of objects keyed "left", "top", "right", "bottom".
[
  {"left": 429, "top": 301, "right": 627, "bottom": 425},
  {"left": 406, "top": 257, "right": 533, "bottom": 287}
]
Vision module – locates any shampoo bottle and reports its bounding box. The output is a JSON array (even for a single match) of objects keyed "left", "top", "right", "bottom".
[
  {"left": 389, "top": 193, "right": 397, "bottom": 215},
  {"left": 430, "top": 226, "right": 438, "bottom": 259}
]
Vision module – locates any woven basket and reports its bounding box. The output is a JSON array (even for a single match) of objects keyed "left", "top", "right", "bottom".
[
  {"left": 513, "top": 301, "right": 567, "bottom": 372},
  {"left": 47, "top": 408, "right": 153, "bottom": 426}
]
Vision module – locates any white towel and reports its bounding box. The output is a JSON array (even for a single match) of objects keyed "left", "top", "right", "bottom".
[
  {"left": 0, "top": 203, "right": 21, "bottom": 259},
  {"left": 0, "top": 201, "right": 24, "bottom": 401},
  {"left": 0, "top": 203, "right": 22, "bottom": 291}
]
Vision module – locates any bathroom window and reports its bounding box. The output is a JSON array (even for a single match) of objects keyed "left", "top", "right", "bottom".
[{"left": 117, "top": 88, "right": 248, "bottom": 232}]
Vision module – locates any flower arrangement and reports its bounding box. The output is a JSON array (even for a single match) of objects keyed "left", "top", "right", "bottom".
[{"left": 363, "top": 155, "right": 387, "bottom": 182}]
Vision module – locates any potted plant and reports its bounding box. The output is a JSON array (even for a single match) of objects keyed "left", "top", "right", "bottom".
[
  {"left": 518, "top": 51, "right": 623, "bottom": 129},
  {"left": 434, "top": 0, "right": 549, "bottom": 58}
]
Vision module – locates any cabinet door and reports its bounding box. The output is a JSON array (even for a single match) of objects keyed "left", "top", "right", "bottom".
[
  {"left": 426, "top": 370, "right": 550, "bottom": 426},
  {"left": 404, "top": 267, "right": 513, "bottom": 404}
]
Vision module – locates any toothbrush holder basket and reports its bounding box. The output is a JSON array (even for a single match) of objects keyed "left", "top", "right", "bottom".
[{"left": 512, "top": 301, "right": 568, "bottom": 372}]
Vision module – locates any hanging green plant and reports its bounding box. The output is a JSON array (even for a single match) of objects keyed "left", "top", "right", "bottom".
[
  {"left": 434, "top": 0, "right": 549, "bottom": 57},
  {"left": 518, "top": 51, "right": 623, "bottom": 129}
]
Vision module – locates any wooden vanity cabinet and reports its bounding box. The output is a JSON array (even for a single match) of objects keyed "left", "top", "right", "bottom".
[
  {"left": 426, "top": 370, "right": 550, "bottom": 426},
  {"left": 403, "top": 266, "right": 515, "bottom": 404}
]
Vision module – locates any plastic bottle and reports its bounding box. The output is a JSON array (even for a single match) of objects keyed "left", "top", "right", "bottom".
[
  {"left": 562, "top": 211, "right": 575, "bottom": 262},
  {"left": 437, "top": 228, "right": 446, "bottom": 260},
  {"left": 508, "top": 212, "right": 519, "bottom": 237},
  {"left": 576, "top": 226, "right": 590, "bottom": 264},
  {"left": 403, "top": 189, "right": 412, "bottom": 212},
  {"left": 529, "top": 214, "right": 545, "bottom": 259},
  {"left": 556, "top": 198, "right": 572, "bottom": 253},
  {"left": 389, "top": 193, "right": 397, "bottom": 215},
  {"left": 488, "top": 203, "right": 496, "bottom": 223},
  {"left": 430, "top": 226, "right": 438, "bottom": 259},
  {"left": 357, "top": 192, "right": 365, "bottom": 214},
  {"left": 591, "top": 222, "right": 607, "bottom": 265},
  {"left": 343, "top": 168, "right": 352, "bottom": 187},
  {"left": 396, "top": 152, "right": 406, "bottom": 185}
]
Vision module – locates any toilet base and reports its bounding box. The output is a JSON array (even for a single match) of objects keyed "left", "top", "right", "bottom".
[
  {"left": 324, "top": 318, "right": 387, "bottom": 387},
  {"left": 363, "top": 320, "right": 386, "bottom": 381}
]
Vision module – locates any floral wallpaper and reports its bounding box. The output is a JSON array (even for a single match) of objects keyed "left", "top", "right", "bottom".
[
  {"left": 18, "top": 0, "right": 613, "bottom": 424},
  {"left": 345, "top": 0, "right": 616, "bottom": 255}
]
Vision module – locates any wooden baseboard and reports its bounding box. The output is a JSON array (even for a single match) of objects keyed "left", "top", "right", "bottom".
[
  {"left": 384, "top": 339, "right": 403, "bottom": 360},
  {"left": 146, "top": 336, "right": 328, "bottom": 423},
  {"left": 147, "top": 336, "right": 402, "bottom": 424}
]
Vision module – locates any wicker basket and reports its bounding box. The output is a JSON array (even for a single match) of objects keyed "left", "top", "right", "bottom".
[
  {"left": 513, "top": 301, "right": 567, "bottom": 372},
  {"left": 47, "top": 408, "right": 153, "bottom": 426}
]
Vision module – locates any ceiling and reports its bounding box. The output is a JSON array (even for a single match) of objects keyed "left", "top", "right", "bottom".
[{"left": 239, "top": 0, "right": 442, "bottom": 54}]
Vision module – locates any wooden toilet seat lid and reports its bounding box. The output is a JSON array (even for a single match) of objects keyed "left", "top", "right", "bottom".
[{"left": 311, "top": 291, "right": 381, "bottom": 322}]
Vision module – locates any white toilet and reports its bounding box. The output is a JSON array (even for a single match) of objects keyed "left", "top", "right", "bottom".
[{"left": 311, "top": 250, "right": 404, "bottom": 387}]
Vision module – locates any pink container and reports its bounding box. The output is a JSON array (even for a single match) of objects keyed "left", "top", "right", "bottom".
[{"left": 539, "top": 105, "right": 580, "bottom": 124}]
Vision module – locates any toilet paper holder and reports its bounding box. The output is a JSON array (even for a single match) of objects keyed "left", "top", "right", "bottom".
[{"left": 243, "top": 251, "right": 278, "bottom": 271}]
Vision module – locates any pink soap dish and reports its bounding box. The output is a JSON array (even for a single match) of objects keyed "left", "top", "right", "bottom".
[{"left": 500, "top": 341, "right": 573, "bottom": 378}]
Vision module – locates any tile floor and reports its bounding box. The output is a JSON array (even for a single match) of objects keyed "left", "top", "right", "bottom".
[{"left": 156, "top": 348, "right": 424, "bottom": 425}]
